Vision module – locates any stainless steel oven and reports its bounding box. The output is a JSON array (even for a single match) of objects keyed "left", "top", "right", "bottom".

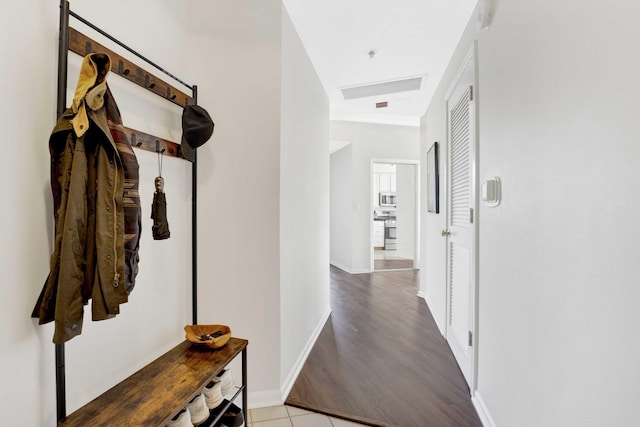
[{"left": 384, "top": 219, "right": 397, "bottom": 250}]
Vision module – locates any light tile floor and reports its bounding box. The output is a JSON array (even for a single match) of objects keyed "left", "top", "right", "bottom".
[{"left": 247, "top": 405, "right": 369, "bottom": 427}]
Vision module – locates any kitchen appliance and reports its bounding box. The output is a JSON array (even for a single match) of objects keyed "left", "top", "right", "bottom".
[
  {"left": 380, "top": 192, "right": 396, "bottom": 207},
  {"left": 384, "top": 219, "right": 397, "bottom": 250}
]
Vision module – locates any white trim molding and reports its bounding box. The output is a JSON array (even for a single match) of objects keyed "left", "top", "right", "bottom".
[
  {"left": 248, "top": 389, "right": 284, "bottom": 410},
  {"left": 330, "top": 262, "right": 369, "bottom": 275},
  {"left": 472, "top": 391, "right": 498, "bottom": 427},
  {"left": 417, "top": 290, "right": 445, "bottom": 336},
  {"left": 280, "top": 307, "right": 332, "bottom": 401}
]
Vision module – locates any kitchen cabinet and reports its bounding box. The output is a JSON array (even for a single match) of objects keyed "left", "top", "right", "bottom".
[
  {"left": 374, "top": 172, "right": 396, "bottom": 200},
  {"left": 379, "top": 173, "right": 391, "bottom": 193},
  {"left": 373, "top": 220, "right": 385, "bottom": 247},
  {"left": 373, "top": 166, "right": 396, "bottom": 207}
]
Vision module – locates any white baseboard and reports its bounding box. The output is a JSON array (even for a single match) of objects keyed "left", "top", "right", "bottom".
[
  {"left": 330, "top": 261, "right": 351, "bottom": 273},
  {"left": 280, "top": 306, "right": 332, "bottom": 401},
  {"left": 248, "top": 389, "right": 283, "bottom": 409},
  {"left": 417, "top": 290, "right": 445, "bottom": 336},
  {"left": 472, "top": 391, "right": 497, "bottom": 427},
  {"left": 330, "top": 261, "right": 369, "bottom": 274}
]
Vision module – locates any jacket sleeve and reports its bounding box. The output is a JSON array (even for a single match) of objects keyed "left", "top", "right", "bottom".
[{"left": 52, "top": 134, "right": 90, "bottom": 343}]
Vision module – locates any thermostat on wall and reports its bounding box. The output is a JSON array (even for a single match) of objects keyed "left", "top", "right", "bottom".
[{"left": 482, "top": 176, "right": 501, "bottom": 207}]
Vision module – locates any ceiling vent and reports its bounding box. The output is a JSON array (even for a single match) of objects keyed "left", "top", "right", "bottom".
[{"left": 341, "top": 77, "right": 422, "bottom": 100}]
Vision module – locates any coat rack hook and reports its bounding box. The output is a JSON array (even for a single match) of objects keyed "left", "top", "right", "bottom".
[
  {"left": 131, "top": 133, "right": 142, "bottom": 147},
  {"left": 155, "top": 140, "right": 165, "bottom": 154},
  {"left": 145, "top": 75, "right": 156, "bottom": 89},
  {"left": 118, "top": 60, "right": 130, "bottom": 76}
]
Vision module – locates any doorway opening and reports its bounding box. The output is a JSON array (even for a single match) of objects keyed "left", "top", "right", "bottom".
[{"left": 370, "top": 160, "right": 419, "bottom": 272}]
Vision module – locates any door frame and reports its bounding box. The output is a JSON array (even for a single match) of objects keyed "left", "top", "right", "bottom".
[
  {"left": 370, "top": 159, "right": 420, "bottom": 272},
  {"left": 443, "top": 42, "right": 479, "bottom": 394}
]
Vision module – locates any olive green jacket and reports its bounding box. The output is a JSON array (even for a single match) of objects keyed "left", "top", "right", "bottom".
[{"left": 32, "top": 53, "right": 141, "bottom": 343}]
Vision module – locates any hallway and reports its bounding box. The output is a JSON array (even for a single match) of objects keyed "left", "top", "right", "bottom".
[{"left": 286, "top": 266, "right": 481, "bottom": 426}]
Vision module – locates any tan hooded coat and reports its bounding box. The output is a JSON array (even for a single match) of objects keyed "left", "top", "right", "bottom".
[{"left": 32, "top": 53, "right": 141, "bottom": 343}]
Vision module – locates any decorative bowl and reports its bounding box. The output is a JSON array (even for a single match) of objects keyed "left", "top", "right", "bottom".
[{"left": 184, "top": 324, "right": 231, "bottom": 349}]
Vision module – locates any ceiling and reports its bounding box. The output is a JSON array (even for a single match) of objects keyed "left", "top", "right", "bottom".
[{"left": 282, "top": 0, "right": 478, "bottom": 127}]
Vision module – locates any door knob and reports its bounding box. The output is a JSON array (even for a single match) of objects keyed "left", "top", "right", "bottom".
[{"left": 441, "top": 229, "right": 451, "bottom": 237}]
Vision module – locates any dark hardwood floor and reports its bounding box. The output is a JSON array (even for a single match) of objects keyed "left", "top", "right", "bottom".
[{"left": 285, "top": 266, "right": 482, "bottom": 427}]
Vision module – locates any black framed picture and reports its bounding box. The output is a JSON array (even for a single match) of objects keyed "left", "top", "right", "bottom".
[{"left": 427, "top": 142, "right": 440, "bottom": 213}]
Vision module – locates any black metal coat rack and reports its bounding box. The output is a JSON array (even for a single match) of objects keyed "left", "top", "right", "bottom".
[{"left": 55, "top": 1, "right": 200, "bottom": 421}]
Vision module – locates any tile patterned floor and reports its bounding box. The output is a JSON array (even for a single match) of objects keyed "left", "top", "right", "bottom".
[{"left": 246, "top": 405, "right": 368, "bottom": 427}]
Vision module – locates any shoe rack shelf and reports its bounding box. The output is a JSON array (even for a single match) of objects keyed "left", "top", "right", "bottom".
[{"left": 59, "top": 338, "right": 248, "bottom": 427}]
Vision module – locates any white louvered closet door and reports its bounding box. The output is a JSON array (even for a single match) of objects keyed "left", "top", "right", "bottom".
[{"left": 445, "top": 51, "right": 476, "bottom": 389}]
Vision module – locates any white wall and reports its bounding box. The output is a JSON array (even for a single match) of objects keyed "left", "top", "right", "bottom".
[
  {"left": 1, "top": 2, "right": 191, "bottom": 426},
  {"left": 185, "top": 0, "right": 283, "bottom": 406},
  {"left": 395, "top": 164, "right": 416, "bottom": 260},
  {"left": 331, "top": 121, "right": 419, "bottom": 272},
  {"left": 186, "top": 0, "right": 332, "bottom": 407},
  {"left": 420, "top": 1, "right": 640, "bottom": 426},
  {"left": 279, "top": 7, "right": 330, "bottom": 398},
  {"left": 330, "top": 145, "right": 353, "bottom": 271},
  {"left": 420, "top": 147, "right": 447, "bottom": 330}
]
